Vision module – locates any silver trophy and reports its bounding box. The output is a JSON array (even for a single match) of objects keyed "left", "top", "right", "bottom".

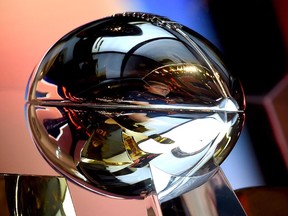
[{"left": 25, "top": 12, "right": 246, "bottom": 215}]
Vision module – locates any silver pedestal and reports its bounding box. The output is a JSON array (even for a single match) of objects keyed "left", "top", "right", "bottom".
[{"left": 160, "top": 168, "right": 247, "bottom": 216}]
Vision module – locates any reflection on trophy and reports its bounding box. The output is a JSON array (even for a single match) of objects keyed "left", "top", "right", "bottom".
[{"left": 25, "top": 12, "right": 246, "bottom": 215}]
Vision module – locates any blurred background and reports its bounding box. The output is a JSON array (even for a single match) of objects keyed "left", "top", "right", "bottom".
[{"left": 0, "top": 0, "right": 287, "bottom": 215}]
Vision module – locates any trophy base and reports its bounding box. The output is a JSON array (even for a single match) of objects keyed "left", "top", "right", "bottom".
[{"left": 160, "top": 168, "right": 247, "bottom": 216}]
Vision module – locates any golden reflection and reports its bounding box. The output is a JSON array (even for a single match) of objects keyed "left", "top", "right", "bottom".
[{"left": 0, "top": 174, "right": 76, "bottom": 216}]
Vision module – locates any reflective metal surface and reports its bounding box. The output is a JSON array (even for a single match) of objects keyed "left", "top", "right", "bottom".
[
  {"left": 0, "top": 174, "right": 75, "bottom": 216},
  {"left": 25, "top": 11, "right": 245, "bottom": 204},
  {"left": 161, "top": 168, "right": 247, "bottom": 216}
]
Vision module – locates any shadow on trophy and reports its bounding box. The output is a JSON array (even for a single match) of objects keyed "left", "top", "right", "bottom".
[{"left": 18, "top": 12, "right": 248, "bottom": 215}]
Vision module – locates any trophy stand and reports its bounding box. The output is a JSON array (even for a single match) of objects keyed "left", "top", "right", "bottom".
[{"left": 159, "top": 168, "right": 247, "bottom": 216}]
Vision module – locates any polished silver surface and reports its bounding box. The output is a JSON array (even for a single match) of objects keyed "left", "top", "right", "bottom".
[
  {"left": 0, "top": 174, "right": 75, "bottom": 216},
  {"left": 25, "top": 11, "right": 246, "bottom": 212},
  {"left": 168, "top": 168, "right": 247, "bottom": 216}
]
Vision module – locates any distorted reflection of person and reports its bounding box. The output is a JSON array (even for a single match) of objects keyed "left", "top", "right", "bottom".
[
  {"left": 145, "top": 80, "right": 171, "bottom": 97},
  {"left": 125, "top": 80, "right": 174, "bottom": 109}
]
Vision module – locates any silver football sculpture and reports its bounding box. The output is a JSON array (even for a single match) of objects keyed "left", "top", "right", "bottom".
[{"left": 25, "top": 12, "right": 246, "bottom": 203}]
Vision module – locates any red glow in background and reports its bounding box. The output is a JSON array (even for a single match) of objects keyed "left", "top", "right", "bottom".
[{"left": 0, "top": 1, "right": 146, "bottom": 215}]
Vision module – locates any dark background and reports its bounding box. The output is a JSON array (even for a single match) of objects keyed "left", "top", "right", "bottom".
[{"left": 208, "top": 0, "right": 288, "bottom": 186}]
